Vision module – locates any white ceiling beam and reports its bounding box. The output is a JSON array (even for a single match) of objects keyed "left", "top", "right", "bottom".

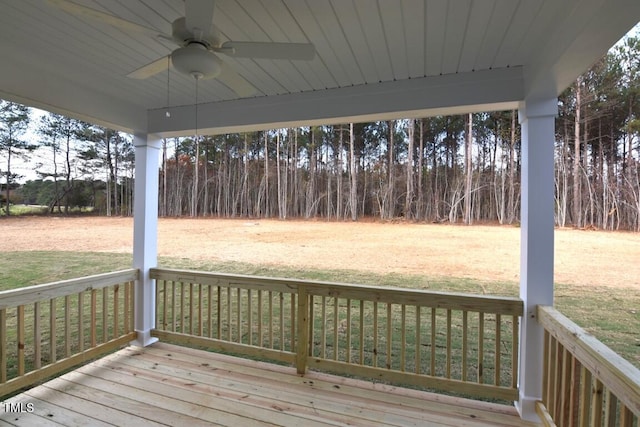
[{"left": 149, "top": 66, "right": 523, "bottom": 137}]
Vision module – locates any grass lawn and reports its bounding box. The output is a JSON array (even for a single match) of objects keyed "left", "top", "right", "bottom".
[{"left": 1, "top": 250, "right": 638, "bottom": 369}]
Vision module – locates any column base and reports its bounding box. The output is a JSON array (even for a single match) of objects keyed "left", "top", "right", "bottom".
[
  {"left": 130, "top": 329, "right": 159, "bottom": 347},
  {"left": 515, "top": 394, "right": 543, "bottom": 423}
]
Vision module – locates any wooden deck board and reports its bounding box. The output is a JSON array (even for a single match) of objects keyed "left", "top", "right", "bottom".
[{"left": 1, "top": 342, "right": 540, "bottom": 427}]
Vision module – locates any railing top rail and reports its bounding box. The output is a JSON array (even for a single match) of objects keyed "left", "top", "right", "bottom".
[
  {"left": 0, "top": 269, "right": 139, "bottom": 310},
  {"left": 151, "top": 268, "right": 523, "bottom": 315},
  {"left": 538, "top": 305, "right": 640, "bottom": 417}
]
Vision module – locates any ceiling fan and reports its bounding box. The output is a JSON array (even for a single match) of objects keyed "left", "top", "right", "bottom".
[{"left": 47, "top": 0, "right": 316, "bottom": 97}]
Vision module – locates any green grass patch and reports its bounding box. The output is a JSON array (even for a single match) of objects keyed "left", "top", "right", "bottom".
[
  {"left": 1, "top": 250, "right": 638, "bottom": 370},
  {"left": 0, "top": 205, "right": 95, "bottom": 217},
  {"left": 0, "top": 205, "right": 48, "bottom": 216},
  {"left": 0, "top": 251, "right": 133, "bottom": 290}
]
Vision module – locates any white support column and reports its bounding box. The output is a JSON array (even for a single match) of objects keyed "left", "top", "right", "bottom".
[
  {"left": 131, "top": 132, "right": 161, "bottom": 347},
  {"left": 516, "top": 98, "right": 557, "bottom": 421}
]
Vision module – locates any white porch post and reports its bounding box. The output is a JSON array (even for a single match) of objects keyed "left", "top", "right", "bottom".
[
  {"left": 131, "top": 132, "right": 161, "bottom": 347},
  {"left": 516, "top": 98, "right": 557, "bottom": 420}
]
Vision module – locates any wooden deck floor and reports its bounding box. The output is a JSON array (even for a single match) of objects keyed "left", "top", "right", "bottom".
[{"left": 1, "top": 342, "right": 540, "bottom": 427}]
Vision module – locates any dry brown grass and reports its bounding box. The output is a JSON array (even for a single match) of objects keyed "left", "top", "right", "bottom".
[{"left": 3, "top": 216, "right": 639, "bottom": 289}]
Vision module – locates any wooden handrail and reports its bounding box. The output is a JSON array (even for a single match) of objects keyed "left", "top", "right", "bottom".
[
  {"left": 0, "top": 269, "right": 139, "bottom": 310},
  {"left": 150, "top": 268, "right": 523, "bottom": 315},
  {"left": 538, "top": 305, "right": 640, "bottom": 423}
]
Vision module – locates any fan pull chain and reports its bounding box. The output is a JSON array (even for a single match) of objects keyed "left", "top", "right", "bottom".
[
  {"left": 165, "top": 56, "right": 171, "bottom": 118},
  {"left": 194, "top": 75, "right": 199, "bottom": 143}
]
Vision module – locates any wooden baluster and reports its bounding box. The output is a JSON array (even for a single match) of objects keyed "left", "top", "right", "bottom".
[
  {"left": 333, "top": 297, "right": 339, "bottom": 360},
  {"left": 227, "top": 287, "right": 232, "bottom": 341},
  {"left": 430, "top": 308, "right": 436, "bottom": 376},
  {"left": 124, "top": 282, "right": 131, "bottom": 333},
  {"left": 198, "top": 283, "right": 203, "bottom": 337},
  {"left": 78, "top": 292, "right": 84, "bottom": 351},
  {"left": 161, "top": 280, "right": 167, "bottom": 330},
  {"left": 207, "top": 285, "right": 213, "bottom": 338},
  {"left": 446, "top": 309, "right": 452, "bottom": 379},
  {"left": 279, "top": 292, "right": 284, "bottom": 351},
  {"left": 569, "top": 357, "right": 580, "bottom": 427},
  {"left": 590, "top": 379, "right": 604, "bottom": 426},
  {"left": 50, "top": 299, "right": 57, "bottom": 362},
  {"left": 373, "top": 302, "right": 378, "bottom": 368},
  {"left": 543, "top": 330, "right": 550, "bottom": 405},
  {"left": 553, "top": 341, "right": 563, "bottom": 422},
  {"left": 618, "top": 404, "right": 633, "bottom": 427},
  {"left": 478, "top": 312, "right": 484, "bottom": 384},
  {"left": 321, "top": 296, "right": 327, "bottom": 358},
  {"left": 296, "top": 287, "right": 309, "bottom": 374},
  {"left": 0, "top": 308, "right": 6, "bottom": 382},
  {"left": 400, "top": 304, "right": 406, "bottom": 372},
  {"left": 495, "top": 313, "right": 501, "bottom": 386},
  {"left": 512, "top": 315, "right": 519, "bottom": 389},
  {"left": 17, "top": 305, "right": 25, "bottom": 376},
  {"left": 257, "top": 290, "right": 263, "bottom": 346},
  {"left": 308, "top": 295, "right": 314, "bottom": 356},
  {"left": 171, "top": 281, "right": 177, "bottom": 332},
  {"left": 560, "top": 346, "right": 571, "bottom": 426},
  {"left": 189, "top": 282, "right": 194, "bottom": 336},
  {"left": 346, "top": 298, "right": 351, "bottom": 363},
  {"left": 113, "top": 285, "right": 120, "bottom": 340},
  {"left": 34, "top": 302, "right": 41, "bottom": 369},
  {"left": 578, "top": 365, "right": 592, "bottom": 427},
  {"left": 415, "top": 306, "right": 421, "bottom": 374},
  {"left": 65, "top": 295, "right": 71, "bottom": 357},
  {"left": 547, "top": 335, "right": 558, "bottom": 417},
  {"left": 179, "top": 282, "right": 186, "bottom": 334},
  {"left": 102, "top": 287, "right": 108, "bottom": 342},
  {"left": 359, "top": 300, "right": 364, "bottom": 365},
  {"left": 386, "top": 303, "right": 392, "bottom": 369},
  {"left": 603, "top": 390, "right": 618, "bottom": 427},
  {"left": 237, "top": 288, "right": 242, "bottom": 343},
  {"left": 217, "top": 286, "right": 222, "bottom": 339},
  {"left": 247, "top": 289, "right": 253, "bottom": 345},
  {"left": 90, "top": 290, "right": 97, "bottom": 348},
  {"left": 291, "top": 293, "right": 296, "bottom": 352},
  {"left": 462, "top": 310, "right": 468, "bottom": 381},
  {"left": 268, "top": 291, "right": 273, "bottom": 348}
]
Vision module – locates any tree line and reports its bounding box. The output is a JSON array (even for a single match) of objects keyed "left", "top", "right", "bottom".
[{"left": 1, "top": 35, "right": 638, "bottom": 230}]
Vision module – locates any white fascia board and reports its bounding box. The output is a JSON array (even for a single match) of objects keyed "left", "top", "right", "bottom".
[
  {"left": 148, "top": 67, "right": 523, "bottom": 137},
  {"left": 0, "top": 51, "right": 147, "bottom": 134}
]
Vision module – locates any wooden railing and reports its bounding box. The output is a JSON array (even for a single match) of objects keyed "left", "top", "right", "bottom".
[
  {"left": 0, "top": 269, "right": 138, "bottom": 397},
  {"left": 538, "top": 306, "right": 640, "bottom": 427},
  {"left": 151, "top": 268, "right": 523, "bottom": 401}
]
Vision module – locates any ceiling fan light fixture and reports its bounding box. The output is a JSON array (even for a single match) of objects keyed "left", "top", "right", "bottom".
[{"left": 171, "top": 43, "right": 222, "bottom": 79}]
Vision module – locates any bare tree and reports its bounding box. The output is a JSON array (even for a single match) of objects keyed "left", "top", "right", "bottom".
[
  {"left": 0, "top": 101, "right": 31, "bottom": 215},
  {"left": 463, "top": 113, "right": 473, "bottom": 224},
  {"left": 349, "top": 123, "right": 357, "bottom": 221}
]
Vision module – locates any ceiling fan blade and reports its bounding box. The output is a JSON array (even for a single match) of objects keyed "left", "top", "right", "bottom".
[
  {"left": 46, "top": 0, "right": 162, "bottom": 38},
  {"left": 219, "top": 41, "right": 316, "bottom": 60},
  {"left": 185, "top": 0, "right": 216, "bottom": 39},
  {"left": 209, "top": 62, "right": 256, "bottom": 97},
  {"left": 127, "top": 56, "right": 170, "bottom": 79}
]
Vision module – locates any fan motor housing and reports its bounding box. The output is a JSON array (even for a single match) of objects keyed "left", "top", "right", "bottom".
[{"left": 171, "top": 43, "right": 222, "bottom": 79}]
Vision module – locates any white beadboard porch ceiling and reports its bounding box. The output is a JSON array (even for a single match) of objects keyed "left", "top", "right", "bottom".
[{"left": 0, "top": 0, "right": 638, "bottom": 136}]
